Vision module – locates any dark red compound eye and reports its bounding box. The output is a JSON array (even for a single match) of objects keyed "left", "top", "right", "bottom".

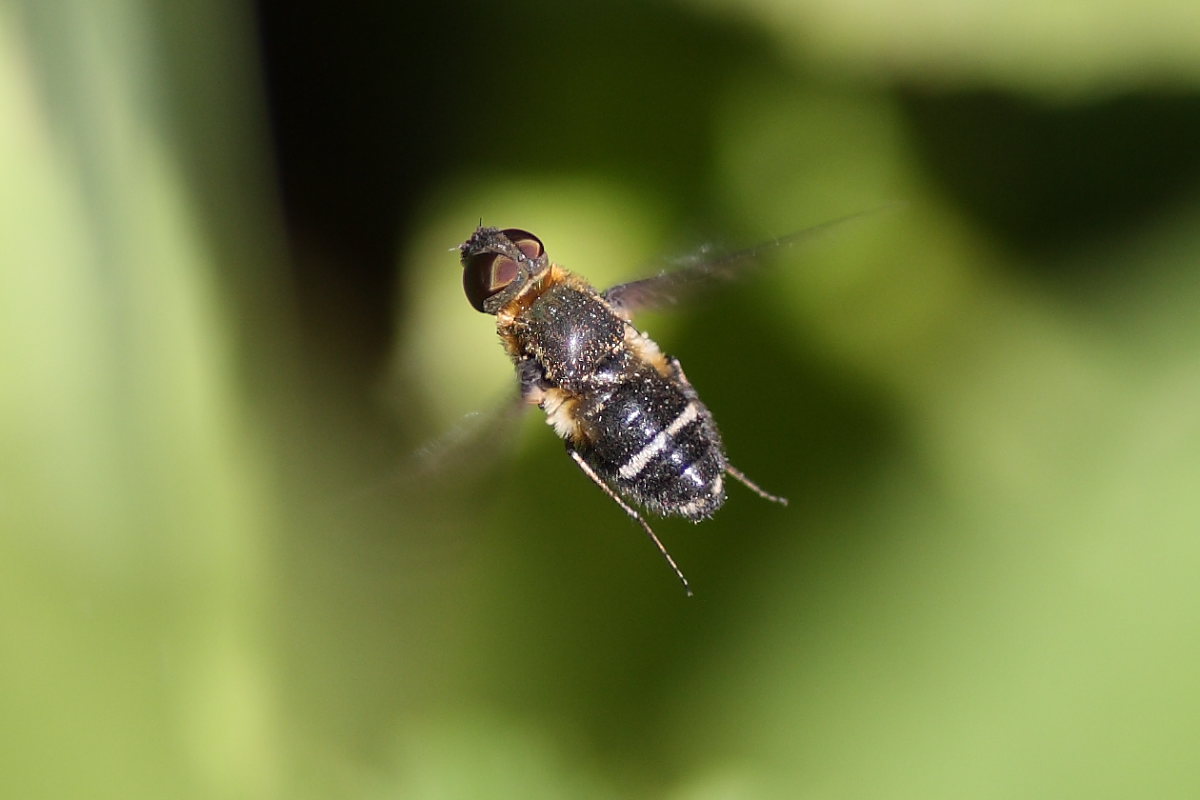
[
  {"left": 463, "top": 252, "right": 518, "bottom": 312},
  {"left": 502, "top": 229, "right": 544, "bottom": 260},
  {"left": 462, "top": 229, "right": 545, "bottom": 313}
]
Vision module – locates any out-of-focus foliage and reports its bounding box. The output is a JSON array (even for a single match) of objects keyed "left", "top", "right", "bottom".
[
  {"left": 1, "top": 3, "right": 282, "bottom": 798},
  {"left": 3, "top": 1, "right": 1198, "bottom": 799},
  {"left": 690, "top": 0, "right": 1200, "bottom": 93}
]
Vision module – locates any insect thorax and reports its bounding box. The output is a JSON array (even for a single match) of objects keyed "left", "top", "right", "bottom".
[{"left": 511, "top": 282, "right": 625, "bottom": 389}]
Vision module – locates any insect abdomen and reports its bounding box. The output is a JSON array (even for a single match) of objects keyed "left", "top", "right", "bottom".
[{"left": 577, "top": 367, "right": 727, "bottom": 521}]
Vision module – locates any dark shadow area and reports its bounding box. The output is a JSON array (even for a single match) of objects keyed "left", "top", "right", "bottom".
[{"left": 899, "top": 89, "right": 1200, "bottom": 260}]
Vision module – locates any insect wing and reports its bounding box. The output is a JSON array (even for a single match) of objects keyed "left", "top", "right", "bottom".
[
  {"left": 602, "top": 208, "right": 891, "bottom": 317},
  {"left": 408, "top": 395, "right": 531, "bottom": 479}
]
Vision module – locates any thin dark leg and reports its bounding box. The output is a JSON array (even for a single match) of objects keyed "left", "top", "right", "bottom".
[
  {"left": 568, "top": 448, "right": 693, "bottom": 596},
  {"left": 667, "top": 356, "right": 787, "bottom": 509},
  {"left": 726, "top": 464, "right": 788, "bottom": 506}
]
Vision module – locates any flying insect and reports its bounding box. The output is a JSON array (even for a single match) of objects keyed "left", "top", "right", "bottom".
[{"left": 459, "top": 225, "right": 803, "bottom": 595}]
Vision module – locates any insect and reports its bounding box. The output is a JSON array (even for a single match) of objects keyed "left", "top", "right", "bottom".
[{"left": 458, "top": 225, "right": 792, "bottom": 595}]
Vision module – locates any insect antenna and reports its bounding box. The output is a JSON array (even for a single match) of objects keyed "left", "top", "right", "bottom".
[{"left": 568, "top": 448, "right": 693, "bottom": 596}]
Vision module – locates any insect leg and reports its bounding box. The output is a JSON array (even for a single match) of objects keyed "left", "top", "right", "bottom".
[
  {"left": 725, "top": 464, "right": 788, "bottom": 506},
  {"left": 566, "top": 447, "right": 693, "bottom": 596},
  {"left": 666, "top": 355, "right": 788, "bottom": 507},
  {"left": 517, "top": 356, "right": 547, "bottom": 404}
]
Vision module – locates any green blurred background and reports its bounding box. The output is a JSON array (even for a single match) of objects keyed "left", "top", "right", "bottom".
[{"left": 3, "top": 1, "right": 1199, "bottom": 797}]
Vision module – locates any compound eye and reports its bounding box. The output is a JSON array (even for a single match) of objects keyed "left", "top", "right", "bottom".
[
  {"left": 501, "top": 229, "right": 543, "bottom": 260},
  {"left": 463, "top": 251, "right": 520, "bottom": 312}
]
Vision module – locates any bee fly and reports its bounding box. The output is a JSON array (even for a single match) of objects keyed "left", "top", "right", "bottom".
[{"left": 458, "top": 226, "right": 788, "bottom": 595}]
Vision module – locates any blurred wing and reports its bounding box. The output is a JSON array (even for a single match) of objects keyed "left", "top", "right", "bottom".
[
  {"left": 603, "top": 207, "right": 896, "bottom": 317},
  {"left": 408, "top": 395, "right": 530, "bottom": 478},
  {"left": 328, "top": 393, "right": 531, "bottom": 516}
]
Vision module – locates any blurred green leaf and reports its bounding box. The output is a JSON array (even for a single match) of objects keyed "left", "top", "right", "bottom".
[{"left": 688, "top": 0, "right": 1200, "bottom": 94}]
